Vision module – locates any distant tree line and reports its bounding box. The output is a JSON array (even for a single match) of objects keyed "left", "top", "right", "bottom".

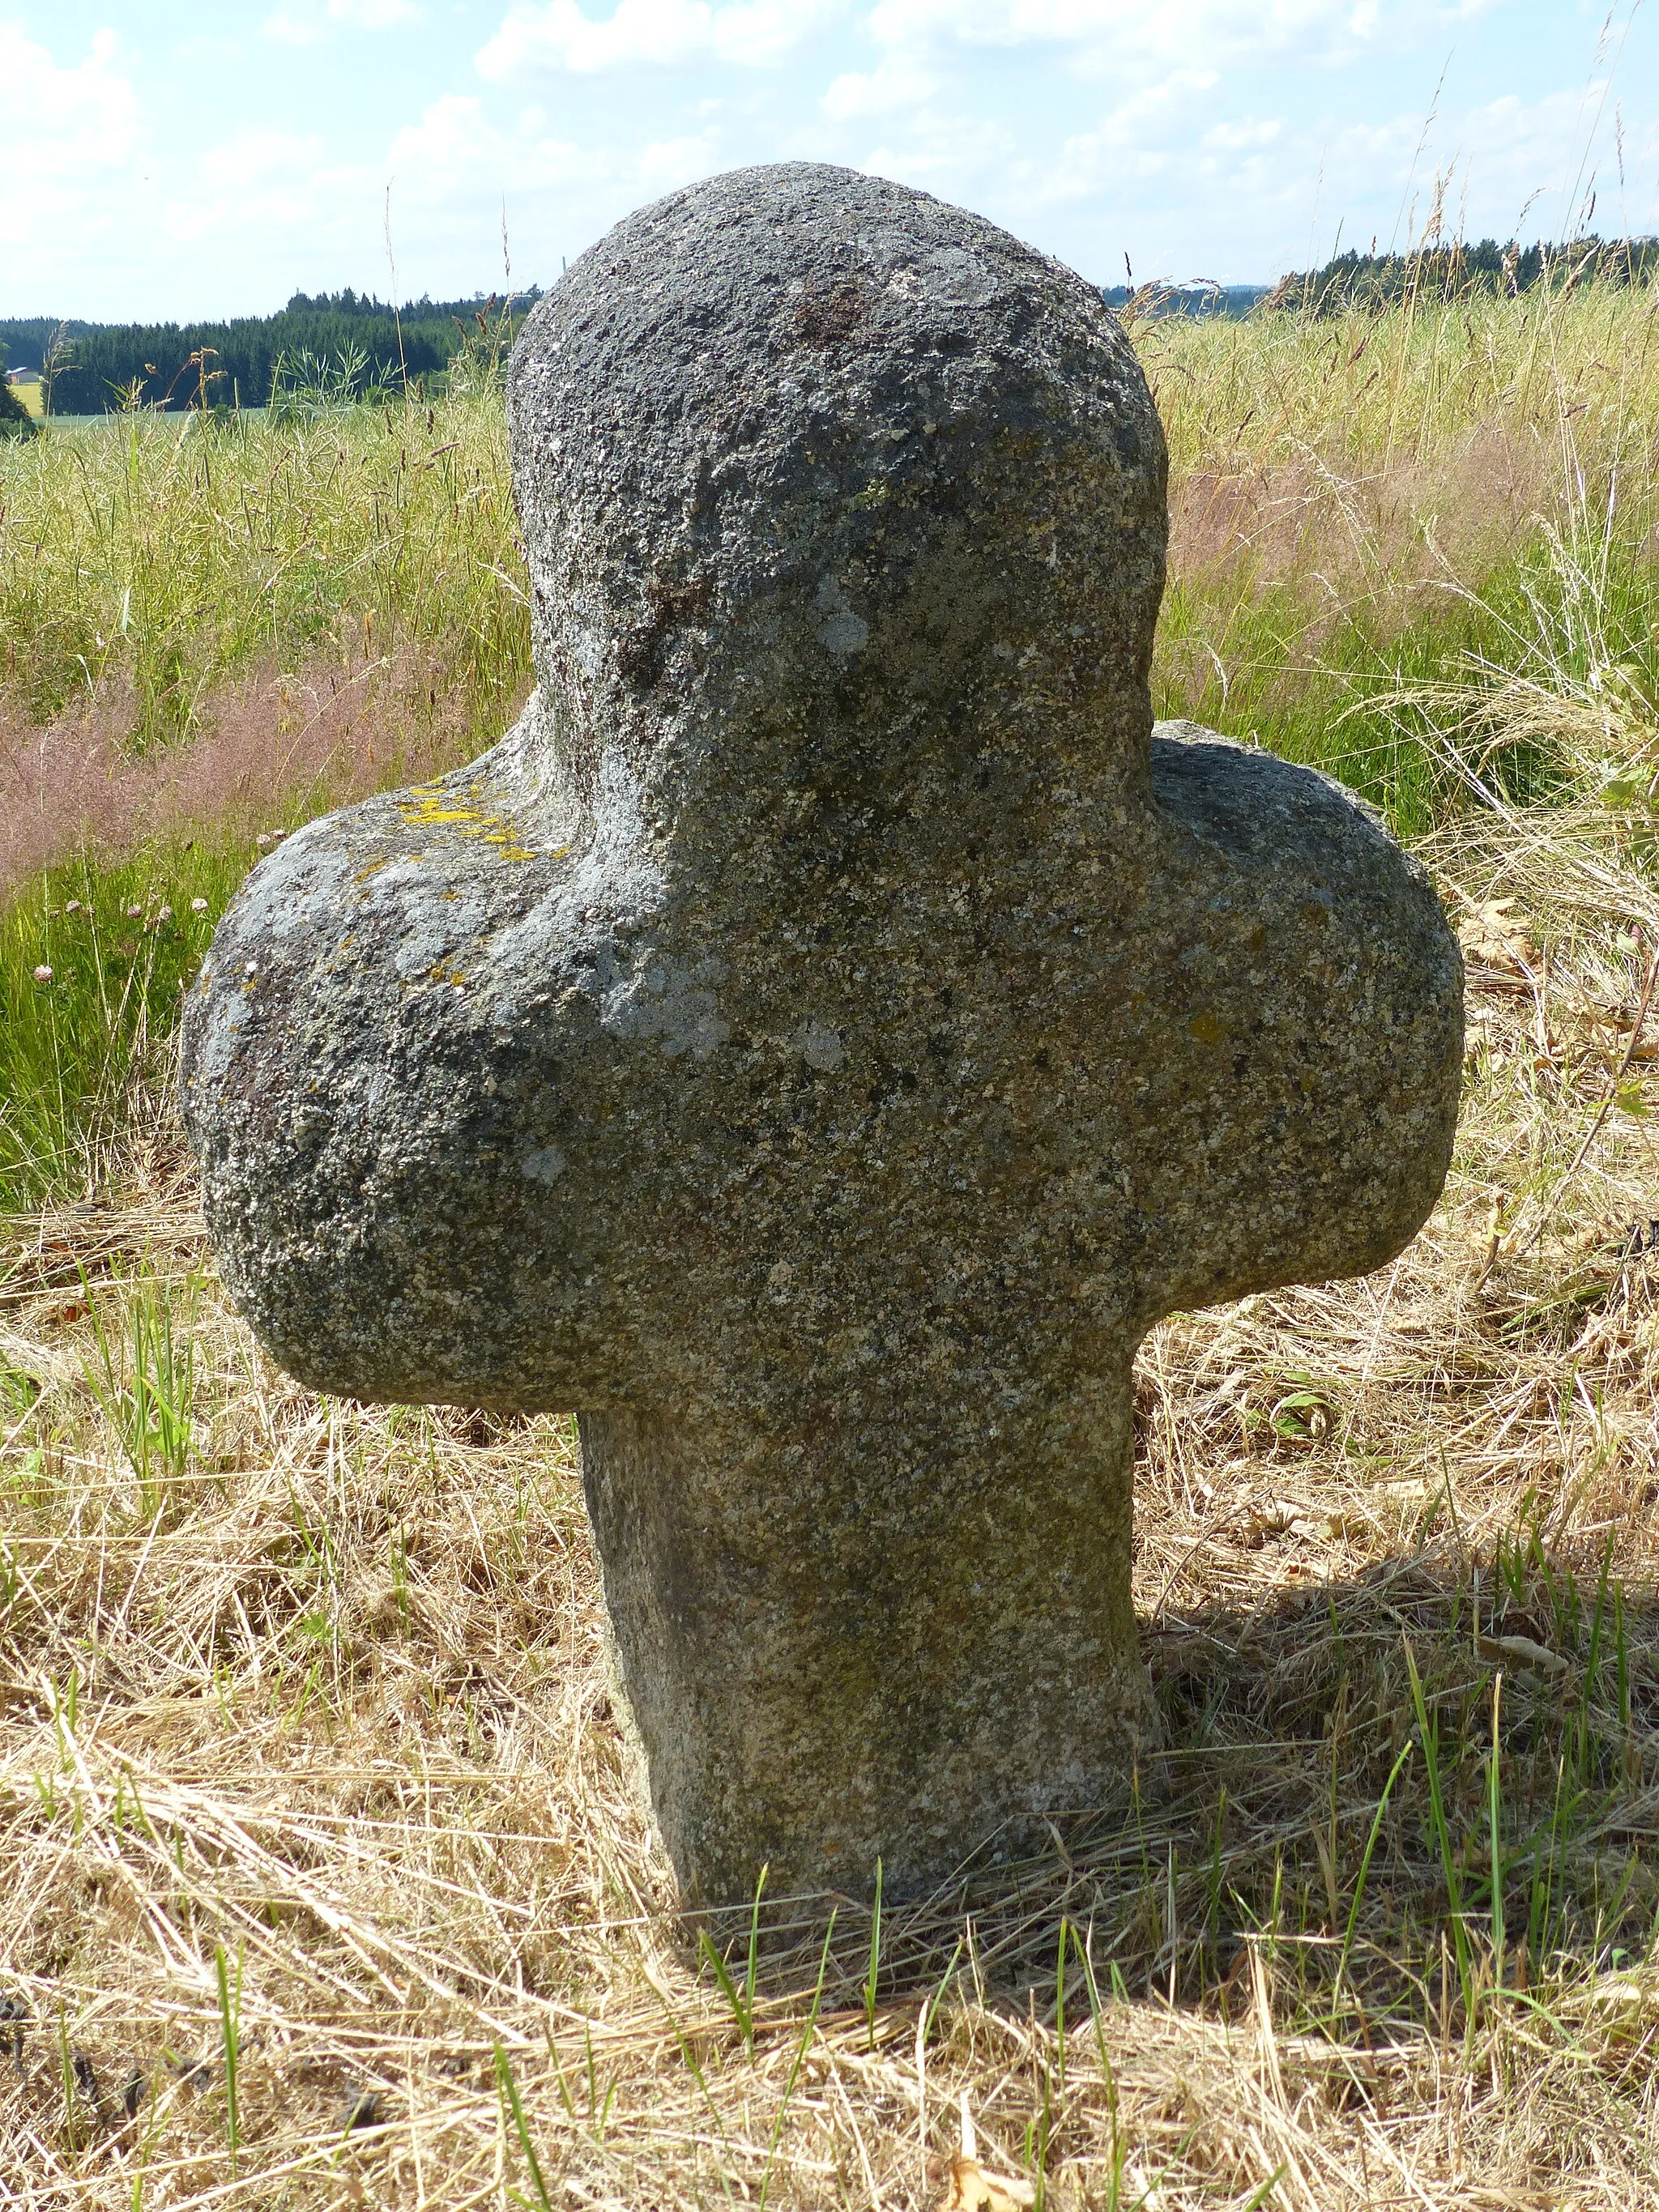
[
  {"left": 11, "top": 235, "right": 1656, "bottom": 411},
  {"left": 0, "top": 288, "right": 543, "bottom": 415},
  {"left": 1272, "top": 235, "right": 1659, "bottom": 313},
  {"left": 1099, "top": 283, "right": 1268, "bottom": 321},
  {"left": 0, "top": 331, "right": 36, "bottom": 441}
]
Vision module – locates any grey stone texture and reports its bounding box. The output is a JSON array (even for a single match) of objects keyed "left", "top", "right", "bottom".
[{"left": 181, "top": 162, "right": 1464, "bottom": 1907}]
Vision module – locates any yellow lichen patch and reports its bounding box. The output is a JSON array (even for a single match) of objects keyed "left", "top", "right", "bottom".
[
  {"left": 374, "top": 783, "right": 569, "bottom": 865},
  {"left": 479, "top": 830, "right": 544, "bottom": 862},
  {"left": 396, "top": 782, "right": 539, "bottom": 862}
]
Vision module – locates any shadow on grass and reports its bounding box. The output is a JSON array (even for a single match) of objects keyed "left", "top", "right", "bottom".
[{"left": 722, "top": 1545, "right": 1659, "bottom": 2048}]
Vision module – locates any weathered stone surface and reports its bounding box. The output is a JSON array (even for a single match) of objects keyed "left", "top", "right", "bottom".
[{"left": 181, "top": 162, "right": 1463, "bottom": 1906}]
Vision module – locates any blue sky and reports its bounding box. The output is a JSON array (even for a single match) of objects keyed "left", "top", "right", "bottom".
[{"left": 4, "top": 1, "right": 1654, "bottom": 318}]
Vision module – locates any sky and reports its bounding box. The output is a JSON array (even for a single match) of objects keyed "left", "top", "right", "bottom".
[{"left": 3, "top": 0, "right": 1655, "bottom": 319}]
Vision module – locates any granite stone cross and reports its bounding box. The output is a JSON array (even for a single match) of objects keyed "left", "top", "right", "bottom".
[{"left": 181, "top": 164, "right": 1463, "bottom": 1907}]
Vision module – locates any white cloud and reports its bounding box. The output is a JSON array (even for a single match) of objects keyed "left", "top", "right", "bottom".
[
  {"left": 174, "top": 35, "right": 253, "bottom": 62},
  {"left": 1039, "top": 73, "right": 1220, "bottom": 204},
  {"left": 637, "top": 130, "right": 726, "bottom": 190},
  {"left": 821, "top": 58, "right": 939, "bottom": 119},
  {"left": 1203, "top": 115, "right": 1283, "bottom": 150},
  {"left": 382, "top": 92, "right": 585, "bottom": 198},
  {"left": 476, "top": 0, "right": 841, "bottom": 77},
  {"left": 796, "top": 0, "right": 1516, "bottom": 221},
  {"left": 854, "top": 111, "right": 1024, "bottom": 198},
  {"left": 365, "top": 100, "right": 732, "bottom": 284},
  {"left": 263, "top": 0, "right": 423, "bottom": 45},
  {"left": 381, "top": 100, "right": 721, "bottom": 202},
  {"left": 332, "top": 0, "right": 424, "bottom": 21},
  {"left": 198, "top": 128, "right": 326, "bottom": 190},
  {"left": 1098, "top": 70, "right": 1220, "bottom": 147},
  {"left": 0, "top": 23, "right": 141, "bottom": 181},
  {"left": 861, "top": 0, "right": 1500, "bottom": 68},
  {"left": 1324, "top": 83, "right": 1618, "bottom": 243}
]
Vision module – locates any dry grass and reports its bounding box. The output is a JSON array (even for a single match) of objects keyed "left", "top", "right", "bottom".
[{"left": 7, "top": 789, "right": 1659, "bottom": 2207}]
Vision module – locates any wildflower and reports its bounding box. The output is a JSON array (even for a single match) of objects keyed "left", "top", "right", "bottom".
[
  {"left": 191, "top": 897, "right": 209, "bottom": 913},
  {"left": 126, "top": 902, "right": 143, "bottom": 919},
  {"left": 64, "top": 900, "right": 82, "bottom": 914},
  {"left": 32, "top": 965, "right": 53, "bottom": 983},
  {"left": 156, "top": 905, "right": 173, "bottom": 923}
]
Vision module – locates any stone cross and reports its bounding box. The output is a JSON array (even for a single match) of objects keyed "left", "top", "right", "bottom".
[{"left": 182, "top": 164, "right": 1463, "bottom": 1907}]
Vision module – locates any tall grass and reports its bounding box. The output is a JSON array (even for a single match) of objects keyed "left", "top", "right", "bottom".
[
  {"left": 0, "top": 393, "right": 529, "bottom": 746},
  {"left": 0, "top": 853, "right": 233, "bottom": 1210},
  {"left": 1151, "top": 278, "right": 1659, "bottom": 479},
  {"left": 1144, "top": 279, "right": 1659, "bottom": 827}
]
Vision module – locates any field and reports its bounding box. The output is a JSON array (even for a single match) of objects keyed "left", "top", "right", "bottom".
[{"left": 2, "top": 276, "right": 1659, "bottom": 2206}]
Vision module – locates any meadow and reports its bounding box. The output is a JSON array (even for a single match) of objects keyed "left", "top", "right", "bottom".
[{"left": 2, "top": 275, "right": 1659, "bottom": 2206}]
